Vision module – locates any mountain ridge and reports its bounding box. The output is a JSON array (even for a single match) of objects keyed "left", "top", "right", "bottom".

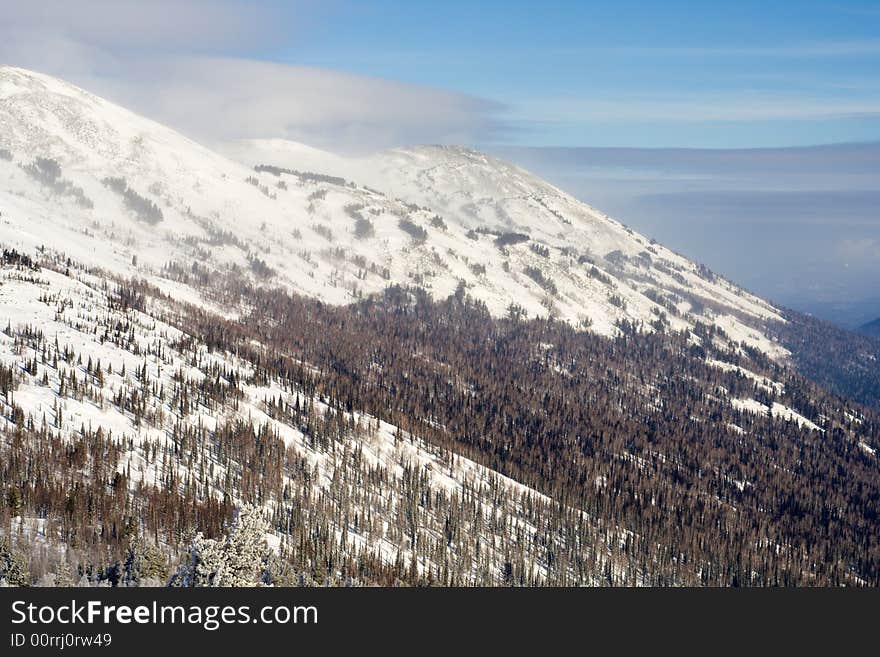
[{"left": 1, "top": 65, "right": 785, "bottom": 354}]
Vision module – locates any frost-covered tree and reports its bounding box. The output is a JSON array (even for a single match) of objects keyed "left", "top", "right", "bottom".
[
  {"left": 169, "top": 505, "right": 274, "bottom": 587},
  {"left": 0, "top": 537, "right": 30, "bottom": 586},
  {"left": 262, "top": 552, "right": 296, "bottom": 587},
  {"left": 122, "top": 538, "right": 168, "bottom": 586},
  {"left": 51, "top": 557, "right": 76, "bottom": 587}
]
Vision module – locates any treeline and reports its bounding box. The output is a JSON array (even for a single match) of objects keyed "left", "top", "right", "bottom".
[{"left": 254, "top": 164, "right": 351, "bottom": 188}]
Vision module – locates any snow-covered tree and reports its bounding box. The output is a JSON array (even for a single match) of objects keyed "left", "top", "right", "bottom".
[
  {"left": 0, "top": 537, "right": 30, "bottom": 586},
  {"left": 169, "top": 505, "right": 274, "bottom": 587},
  {"left": 122, "top": 538, "right": 168, "bottom": 586},
  {"left": 51, "top": 557, "right": 76, "bottom": 587}
]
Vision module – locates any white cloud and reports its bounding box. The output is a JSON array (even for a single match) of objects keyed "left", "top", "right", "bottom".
[
  {"left": 0, "top": 0, "right": 506, "bottom": 152},
  {"left": 93, "top": 56, "right": 505, "bottom": 152},
  {"left": 0, "top": 0, "right": 284, "bottom": 52}
]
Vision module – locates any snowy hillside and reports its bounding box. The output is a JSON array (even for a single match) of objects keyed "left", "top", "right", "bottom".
[
  {"left": 2, "top": 248, "right": 876, "bottom": 586},
  {"left": 0, "top": 253, "right": 615, "bottom": 585},
  {"left": 364, "top": 144, "right": 786, "bottom": 343},
  {"left": 1, "top": 66, "right": 785, "bottom": 357},
  {"left": 221, "top": 137, "right": 788, "bottom": 350}
]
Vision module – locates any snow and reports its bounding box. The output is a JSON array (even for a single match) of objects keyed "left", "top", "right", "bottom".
[
  {"left": 770, "top": 402, "right": 822, "bottom": 431},
  {"left": 706, "top": 358, "right": 784, "bottom": 394},
  {"left": 1, "top": 65, "right": 790, "bottom": 361},
  {"left": 730, "top": 397, "right": 822, "bottom": 432},
  {"left": 713, "top": 315, "right": 789, "bottom": 360}
]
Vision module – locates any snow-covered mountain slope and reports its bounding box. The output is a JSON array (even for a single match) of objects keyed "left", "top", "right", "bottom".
[
  {"left": 1, "top": 255, "right": 616, "bottom": 585},
  {"left": 224, "top": 137, "right": 788, "bottom": 353},
  {"left": 359, "top": 144, "right": 786, "bottom": 342},
  {"left": 1, "top": 65, "right": 784, "bottom": 358}
]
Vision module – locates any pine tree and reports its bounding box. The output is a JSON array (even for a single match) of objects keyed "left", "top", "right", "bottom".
[
  {"left": 123, "top": 537, "right": 168, "bottom": 586},
  {"left": 52, "top": 557, "right": 76, "bottom": 587},
  {"left": 169, "top": 505, "right": 273, "bottom": 587},
  {"left": 0, "top": 538, "right": 30, "bottom": 586}
]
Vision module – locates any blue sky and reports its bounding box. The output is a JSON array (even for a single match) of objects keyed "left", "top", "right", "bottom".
[{"left": 276, "top": 0, "right": 880, "bottom": 148}]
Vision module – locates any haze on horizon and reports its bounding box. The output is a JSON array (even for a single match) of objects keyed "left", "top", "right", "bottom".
[{"left": 1, "top": 0, "right": 878, "bottom": 326}]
